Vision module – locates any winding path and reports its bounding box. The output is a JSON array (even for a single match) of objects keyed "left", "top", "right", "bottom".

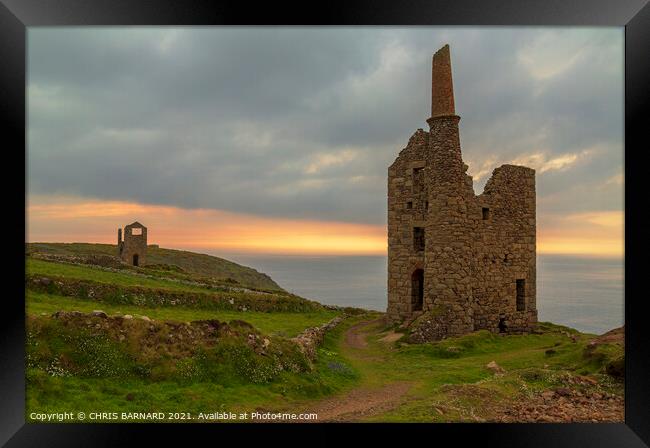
[{"left": 305, "top": 318, "right": 413, "bottom": 422}]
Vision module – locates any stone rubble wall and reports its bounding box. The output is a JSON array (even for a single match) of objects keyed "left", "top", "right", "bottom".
[
  {"left": 291, "top": 316, "right": 344, "bottom": 360},
  {"left": 27, "top": 275, "right": 323, "bottom": 313}
]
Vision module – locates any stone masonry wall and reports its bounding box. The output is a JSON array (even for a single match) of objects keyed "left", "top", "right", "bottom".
[
  {"left": 387, "top": 129, "right": 430, "bottom": 320},
  {"left": 474, "top": 165, "right": 537, "bottom": 333}
]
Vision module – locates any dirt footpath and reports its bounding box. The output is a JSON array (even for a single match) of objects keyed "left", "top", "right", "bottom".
[
  {"left": 307, "top": 382, "right": 412, "bottom": 422},
  {"left": 344, "top": 318, "right": 383, "bottom": 349},
  {"left": 302, "top": 317, "right": 412, "bottom": 422}
]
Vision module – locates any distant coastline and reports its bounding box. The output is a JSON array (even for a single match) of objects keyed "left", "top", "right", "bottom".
[{"left": 225, "top": 253, "right": 623, "bottom": 335}]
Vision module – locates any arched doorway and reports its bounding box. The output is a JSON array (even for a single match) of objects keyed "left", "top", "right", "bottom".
[
  {"left": 132, "top": 254, "right": 139, "bottom": 266},
  {"left": 411, "top": 269, "right": 424, "bottom": 311}
]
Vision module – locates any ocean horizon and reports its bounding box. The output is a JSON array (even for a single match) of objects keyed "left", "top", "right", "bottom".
[{"left": 219, "top": 252, "right": 623, "bottom": 335}]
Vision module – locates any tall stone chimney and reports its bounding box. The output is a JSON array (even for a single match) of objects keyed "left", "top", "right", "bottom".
[
  {"left": 430, "top": 44, "right": 455, "bottom": 118},
  {"left": 426, "top": 44, "right": 463, "bottom": 181}
]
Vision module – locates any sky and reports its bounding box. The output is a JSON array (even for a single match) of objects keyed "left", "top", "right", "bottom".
[{"left": 27, "top": 27, "right": 624, "bottom": 257}]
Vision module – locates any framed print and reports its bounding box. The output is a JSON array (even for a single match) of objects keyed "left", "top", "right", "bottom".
[{"left": 1, "top": 0, "right": 649, "bottom": 446}]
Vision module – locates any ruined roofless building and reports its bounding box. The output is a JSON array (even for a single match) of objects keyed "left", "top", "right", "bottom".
[
  {"left": 387, "top": 45, "right": 537, "bottom": 340},
  {"left": 117, "top": 221, "right": 147, "bottom": 266}
]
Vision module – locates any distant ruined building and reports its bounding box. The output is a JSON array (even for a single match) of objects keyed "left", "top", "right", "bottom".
[
  {"left": 387, "top": 45, "right": 537, "bottom": 341},
  {"left": 117, "top": 221, "right": 147, "bottom": 266}
]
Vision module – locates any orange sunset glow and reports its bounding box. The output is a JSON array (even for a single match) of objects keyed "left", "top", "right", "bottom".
[
  {"left": 537, "top": 211, "right": 623, "bottom": 257},
  {"left": 27, "top": 195, "right": 387, "bottom": 255},
  {"left": 27, "top": 195, "right": 623, "bottom": 257}
]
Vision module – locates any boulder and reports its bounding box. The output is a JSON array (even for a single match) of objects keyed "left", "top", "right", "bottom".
[
  {"left": 486, "top": 360, "right": 505, "bottom": 374},
  {"left": 39, "top": 277, "right": 52, "bottom": 286}
]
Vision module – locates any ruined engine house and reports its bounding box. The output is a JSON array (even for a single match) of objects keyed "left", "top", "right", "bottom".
[
  {"left": 387, "top": 45, "right": 537, "bottom": 340},
  {"left": 117, "top": 221, "right": 147, "bottom": 267}
]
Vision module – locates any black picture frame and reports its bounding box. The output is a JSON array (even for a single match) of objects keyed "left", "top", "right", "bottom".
[{"left": 2, "top": 0, "right": 648, "bottom": 446}]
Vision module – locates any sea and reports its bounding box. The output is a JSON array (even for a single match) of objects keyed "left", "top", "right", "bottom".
[{"left": 223, "top": 253, "right": 623, "bottom": 335}]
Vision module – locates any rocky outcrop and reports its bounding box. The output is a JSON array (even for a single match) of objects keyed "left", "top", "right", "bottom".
[
  {"left": 405, "top": 306, "right": 450, "bottom": 343},
  {"left": 496, "top": 386, "right": 623, "bottom": 423}
]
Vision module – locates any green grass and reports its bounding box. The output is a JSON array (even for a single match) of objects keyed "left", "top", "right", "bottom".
[
  {"left": 317, "top": 317, "right": 623, "bottom": 422},
  {"left": 24, "top": 250, "right": 623, "bottom": 425},
  {"left": 27, "top": 259, "right": 224, "bottom": 294},
  {"left": 25, "top": 311, "right": 358, "bottom": 422},
  {"left": 27, "top": 258, "right": 321, "bottom": 313},
  {"left": 28, "top": 242, "right": 282, "bottom": 291},
  {"left": 24, "top": 311, "right": 623, "bottom": 423},
  {"left": 25, "top": 245, "right": 370, "bottom": 422},
  {"left": 27, "top": 291, "right": 339, "bottom": 338},
  {"left": 26, "top": 369, "right": 354, "bottom": 422}
]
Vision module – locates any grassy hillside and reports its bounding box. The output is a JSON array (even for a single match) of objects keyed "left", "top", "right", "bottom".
[
  {"left": 25, "top": 311, "right": 623, "bottom": 422},
  {"left": 335, "top": 319, "right": 623, "bottom": 422},
  {"left": 25, "top": 252, "right": 348, "bottom": 418},
  {"left": 26, "top": 311, "right": 336, "bottom": 418},
  {"left": 24, "top": 245, "right": 623, "bottom": 423},
  {"left": 27, "top": 242, "right": 281, "bottom": 291},
  {"left": 26, "top": 257, "right": 326, "bottom": 314}
]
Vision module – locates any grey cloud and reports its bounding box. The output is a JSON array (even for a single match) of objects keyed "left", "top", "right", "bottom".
[{"left": 28, "top": 27, "right": 623, "bottom": 224}]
